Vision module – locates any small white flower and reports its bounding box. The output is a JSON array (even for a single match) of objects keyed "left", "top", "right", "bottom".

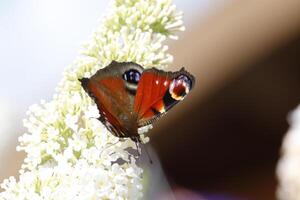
[
  {"left": 65, "top": 114, "right": 79, "bottom": 131},
  {"left": 85, "top": 105, "right": 100, "bottom": 119}
]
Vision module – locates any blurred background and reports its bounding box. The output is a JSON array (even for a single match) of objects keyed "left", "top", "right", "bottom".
[{"left": 1, "top": 0, "right": 300, "bottom": 200}]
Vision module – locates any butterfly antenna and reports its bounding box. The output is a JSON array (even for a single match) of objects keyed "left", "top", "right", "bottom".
[{"left": 135, "top": 141, "right": 141, "bottom": 156}]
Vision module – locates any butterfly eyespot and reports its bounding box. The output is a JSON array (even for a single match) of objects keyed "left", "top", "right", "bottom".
[
  {"left": 122, "top": 69, "right": 141, "bottom": 85},
  {"left": 169, "top": 75, "right": 192, "bottom": 100},
  {"left": 177, "top": 74, "right": 193, "bottom": 89}
]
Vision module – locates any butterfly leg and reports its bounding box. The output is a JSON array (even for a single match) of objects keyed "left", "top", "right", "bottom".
[
  {"left": 134, "top": 140, "right": 141, "bottom": 156},
  {"left": 130, "top": 136, "right": 141, "bottom": 143}
]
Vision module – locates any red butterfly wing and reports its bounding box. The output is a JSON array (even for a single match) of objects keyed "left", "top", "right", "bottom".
[
  {"left": 81, "top": 77, "right": 130, "bottom": 137},
  {"left": 134, "top": 68, "right": 195, "bottom": 127},
  {"left": 80, "top": 61, "right": 144, "bottom": 140}
]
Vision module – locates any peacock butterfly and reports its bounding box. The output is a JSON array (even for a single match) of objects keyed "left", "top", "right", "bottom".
[{"left": 79, "top": 61, "right": 195, "bottom": 143}]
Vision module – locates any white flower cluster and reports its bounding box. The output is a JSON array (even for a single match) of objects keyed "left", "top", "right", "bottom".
[
  {"left": 0, "top": 0, "right": 184, "bottom": 199},
  {"left": 277, "top": 105, "right": 300, "bottom": 200}
]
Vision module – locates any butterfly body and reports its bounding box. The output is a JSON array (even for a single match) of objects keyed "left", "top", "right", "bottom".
[{"left": 80, "top": 61, "right": 195, "bottom": 142}]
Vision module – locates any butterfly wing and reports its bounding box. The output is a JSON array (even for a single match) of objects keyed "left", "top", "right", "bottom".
[
  {"left": 134, "top": 68, "right": 195, "bottom": 127},
  {"left": 80, "top": 61, "right": 144, "bottom": 139}
]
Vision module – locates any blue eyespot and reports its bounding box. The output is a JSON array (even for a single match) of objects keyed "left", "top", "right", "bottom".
[
  {"left": 176, "top": 75, "right": 192, "bottom": 89},
  {"left": 123, "top": 69, "right": 141, "bottom": 84}
]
